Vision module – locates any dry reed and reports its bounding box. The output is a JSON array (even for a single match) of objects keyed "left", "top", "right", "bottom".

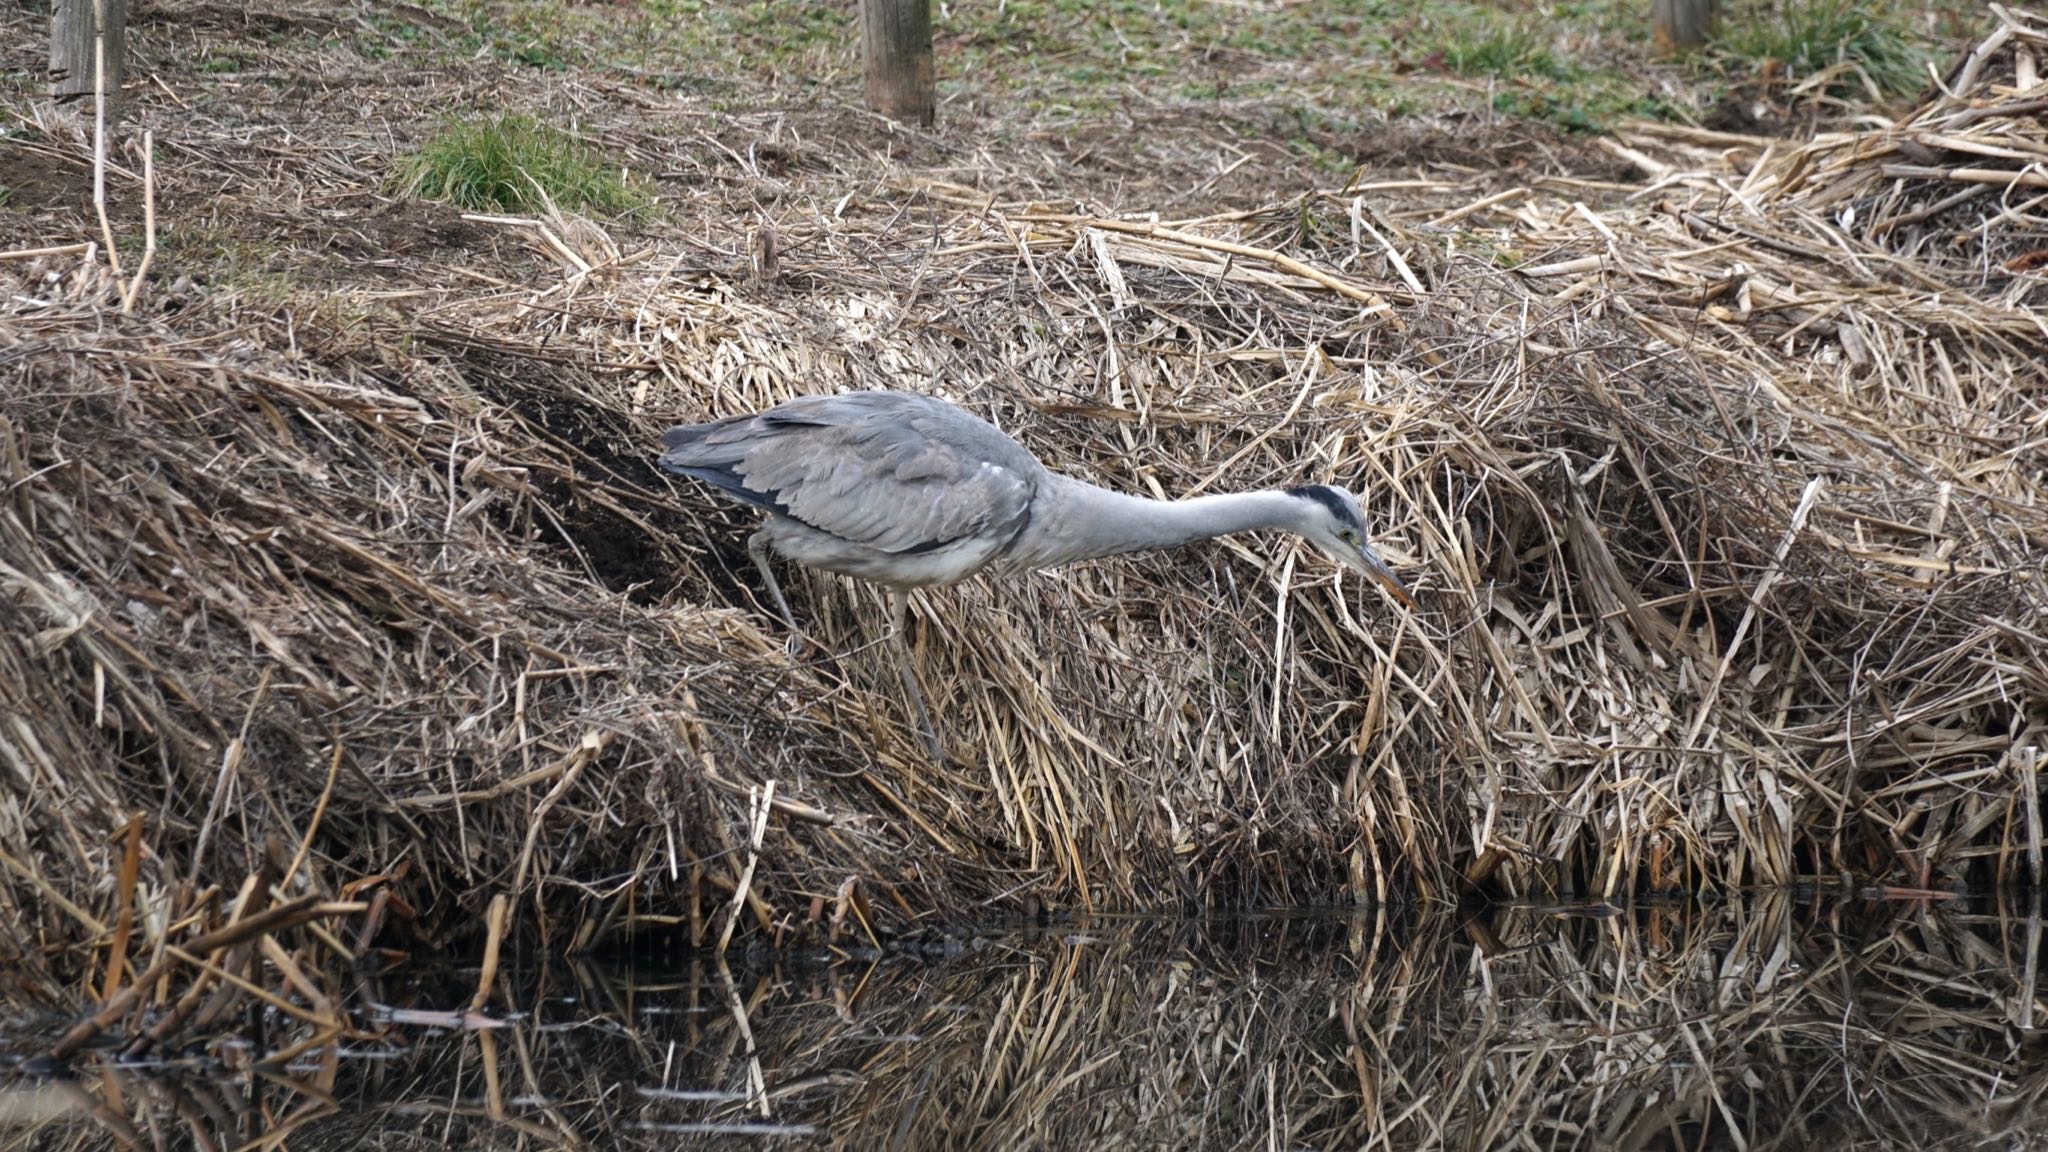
[{"left": 0, "top": 0, "right": 2043, "bottom": 1066}]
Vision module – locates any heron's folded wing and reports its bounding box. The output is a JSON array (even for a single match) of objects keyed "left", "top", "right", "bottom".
[{"left": 732, "top": 405, "right": 1036, "bottom": 555}]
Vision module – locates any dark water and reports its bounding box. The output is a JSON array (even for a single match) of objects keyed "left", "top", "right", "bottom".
[{"left": 5, "top": 894, "right": 2045, "bottom": 1150}]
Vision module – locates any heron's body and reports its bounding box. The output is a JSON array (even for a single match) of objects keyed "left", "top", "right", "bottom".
[
  {"left": 666, "top": 392, "right": 1044, "bottom": 588},
  {"left": 658, "top": 390, "right": 1410, "bottom": 758}
]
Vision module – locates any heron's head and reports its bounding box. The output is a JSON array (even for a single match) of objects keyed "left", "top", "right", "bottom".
[{"left": 1286, "top": 485, "right": 1413, "bottom": 608}]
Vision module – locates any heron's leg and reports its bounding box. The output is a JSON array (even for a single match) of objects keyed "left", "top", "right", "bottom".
[
  {"left": 886, "top": 588, "right": 944, "bottom": 763},
  {"left": 747, "top": 529, "right": 810, "bottom": 655}
]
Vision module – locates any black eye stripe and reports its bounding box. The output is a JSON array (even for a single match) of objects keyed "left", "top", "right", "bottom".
[{"left": 1286, "top": 485, "right": 1364, "bottom": 532}]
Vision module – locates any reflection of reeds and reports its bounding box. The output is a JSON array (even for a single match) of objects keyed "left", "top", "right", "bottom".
[{"left": 15, "top": 897, "right": 2047, "bottom": 1149}]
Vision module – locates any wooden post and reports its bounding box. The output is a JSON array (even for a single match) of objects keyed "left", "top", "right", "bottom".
[
  {"left": 49, "top": 0, "right": 127, "bottom": 105},
  {"left": 1652, "top": 0, "right": 1715, "bottom": 53},
  {"left": 860, "top": 0, "right": 934, "bottom": 127}
]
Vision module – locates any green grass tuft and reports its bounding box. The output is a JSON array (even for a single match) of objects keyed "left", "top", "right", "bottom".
[
  {"left": 1727, "top": 0, "right": 1926, "bottom": 96},
  {"left": 397, "top": 115, "right": 643, "bottom": 215},
  {"left": 1439, "top": 25, "right": 1576, "bottom": 80}
]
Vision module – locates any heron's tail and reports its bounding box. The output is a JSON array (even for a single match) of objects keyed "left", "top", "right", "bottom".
[{"left": 657, "top": 418, "right": 784, "bottom": 513}]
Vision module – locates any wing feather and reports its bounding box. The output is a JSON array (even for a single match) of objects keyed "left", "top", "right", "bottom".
[{"left": 658, "top": 391, "right": 1040, "bottom": 556}]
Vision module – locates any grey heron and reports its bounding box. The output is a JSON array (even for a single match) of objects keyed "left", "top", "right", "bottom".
[{"left": 659, "top": 390, "right": 1411, "bottom": 759}]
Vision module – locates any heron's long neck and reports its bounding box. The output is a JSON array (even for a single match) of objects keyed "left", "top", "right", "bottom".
[{"left": 1011, "top": 476, "right": 1307, "bottom": 569}]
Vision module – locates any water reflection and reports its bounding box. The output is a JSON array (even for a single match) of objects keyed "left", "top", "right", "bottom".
[{"left": 6, "top": 893, "right": 2046, "bottom": 1149}]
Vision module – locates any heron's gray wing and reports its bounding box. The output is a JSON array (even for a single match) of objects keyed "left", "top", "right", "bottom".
[{"left": 661, "top": 392, "right": 1039, "bottom": 555}]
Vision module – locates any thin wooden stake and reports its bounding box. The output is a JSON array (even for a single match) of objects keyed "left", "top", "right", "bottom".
[
  {"left": 97, "top": 814, "right": 143, "bottom": 1004},
  {"left": 119, "top": 129, "right": 154, "bottom": 313},
  {"left": 471, "top": 893, "right": 510, "bottom": 1014},
  {"left": 2022, "top": 746, "right": 2042, "bottom": 891}
]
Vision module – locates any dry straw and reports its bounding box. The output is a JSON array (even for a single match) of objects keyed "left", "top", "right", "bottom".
[{"left": 0, "top": 0, "right": 2044, "bottom": 1058}]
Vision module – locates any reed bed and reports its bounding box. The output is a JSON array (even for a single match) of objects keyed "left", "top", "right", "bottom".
[
  {"left": 11, "top": 897, "right": 2046, "bottom": 1150},
  {"left": 0, "top": 0, "right": 2044, "bottom": 1066}
]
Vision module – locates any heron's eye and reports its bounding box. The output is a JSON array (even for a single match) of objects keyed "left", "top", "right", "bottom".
[{"left": 1341, "top": 529, "right": 1361, "bottom": 546}]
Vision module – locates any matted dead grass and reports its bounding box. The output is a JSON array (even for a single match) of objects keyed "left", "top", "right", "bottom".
[{"left": 0, "top": 0, "right": 2043, "bottom": 1060}]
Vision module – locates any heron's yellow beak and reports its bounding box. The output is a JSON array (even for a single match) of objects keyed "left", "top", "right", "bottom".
[
  {"left": 1366, "top": 564, "right": 1414, "bottom": 609},
  {"left": 1344, "top": 542, "right": 1414, "bottom": 609}
]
